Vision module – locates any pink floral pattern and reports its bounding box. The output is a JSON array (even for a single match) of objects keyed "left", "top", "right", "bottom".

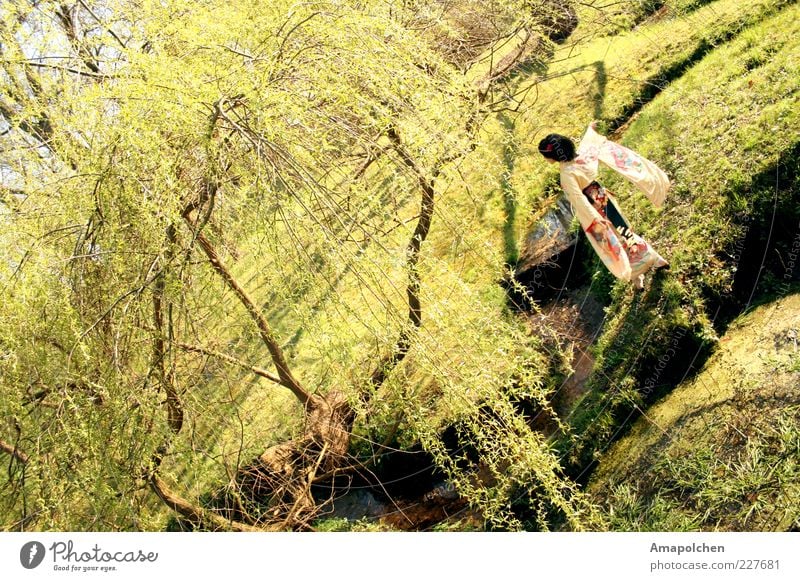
[{"left": 587, "top": 219, "right": 624, "bottom": 263}]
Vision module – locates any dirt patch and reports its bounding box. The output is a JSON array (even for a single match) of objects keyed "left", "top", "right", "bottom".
[
  {"left": 527, "top": 286, "right": 607, "bottom": 431},
  {"left": 379, "top": 494, "right": 474, "bottom": 531}
]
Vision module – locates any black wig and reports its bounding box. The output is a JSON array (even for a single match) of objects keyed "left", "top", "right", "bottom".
[{"left": 538, "top": 134, "right": 576, "bottom": 162}]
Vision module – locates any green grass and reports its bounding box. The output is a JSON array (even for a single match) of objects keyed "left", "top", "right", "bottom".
[
  {"left": 573, "top": 0, "right": 721, "bottom": 39},
  {"left": 310, "top": 517, "right": 396, "bottom": 532},
  {"left": 589, "top": 292, "right": 800, "bottom": 531},
  {"left": 434, "top": 1, "right": 789, "bottom": 271},
  {"left": 591, "top": 0, "right": 800, "bottom": 366}
]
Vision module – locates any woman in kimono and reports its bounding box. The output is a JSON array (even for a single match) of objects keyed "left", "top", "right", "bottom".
[{"left": 538, "top": 122, "right": 670, "bottom": 289}]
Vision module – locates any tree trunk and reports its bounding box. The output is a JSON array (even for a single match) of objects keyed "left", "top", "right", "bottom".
[{"left": 219, "top": 391, "right": 354, "bottom": 528}]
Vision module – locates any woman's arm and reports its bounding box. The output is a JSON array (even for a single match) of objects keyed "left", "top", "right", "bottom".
[{"left": 560, "top": 170, "right": 602, "bottom": 232}]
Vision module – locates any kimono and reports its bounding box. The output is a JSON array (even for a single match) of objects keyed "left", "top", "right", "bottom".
[{"left": 559, "top": 124, "right": 670, "bottom": 282}]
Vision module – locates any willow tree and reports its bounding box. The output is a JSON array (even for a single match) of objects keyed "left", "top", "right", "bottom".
[{"left": 0, "top": 0, "right": 597, "bottom": 531}]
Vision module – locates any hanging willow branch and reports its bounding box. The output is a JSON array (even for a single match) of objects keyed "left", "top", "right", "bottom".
[
  {"left": 188, "top": 226, "right": 313, "bottom": 407},
  {"left": 180, "top": 95, "right": 313, "bottom": 407}
]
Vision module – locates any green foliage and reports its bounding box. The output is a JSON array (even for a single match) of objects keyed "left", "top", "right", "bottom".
[
  {"left": 1, "top": 0, "right": 596, "bottom": 531},
  {"left": 3, "top": 0, "right": 798, "bottom": 532},
  {"left": 602, "top": 408, "right": 800, "bottom": 531},
  {"left": 312, "top": 517, "right": 395, "bottom": 532}
]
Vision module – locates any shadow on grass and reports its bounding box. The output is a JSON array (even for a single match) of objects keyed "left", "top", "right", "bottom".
[{"left": 715, "top": 140, "right": 800, "bottom": 329}]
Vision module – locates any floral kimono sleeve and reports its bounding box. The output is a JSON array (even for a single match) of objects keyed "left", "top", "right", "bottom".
[
  {"left": 583, "top": 125, "right": 671, "bottom": 207},
  {"left": 561, "top": 169, "right": 632, "bottom": 281}
]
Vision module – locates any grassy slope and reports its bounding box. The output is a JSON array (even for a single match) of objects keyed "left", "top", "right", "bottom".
[
  {"left": 428, "top": 0, "right": 792, "bottom": 271},
  {"left": 588, "top": 292, "right": 800, "bottom": 531},
  {"left": 572, "top": 1, "right": 719, "bottom": 39},
  {"left": 570, "top": 0, "right": 800, "bottom": 428}
]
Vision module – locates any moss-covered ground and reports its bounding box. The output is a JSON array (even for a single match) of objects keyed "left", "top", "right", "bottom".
[{"left": 589, "top": 292, "right": 800, "bottom": 531}]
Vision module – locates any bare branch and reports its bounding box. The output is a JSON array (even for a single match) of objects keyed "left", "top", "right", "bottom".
[
  {"left": 17, "top": 60, "right": 112, "bottom": 79},
  {"left": 352, "top": 144, "right": 390, "bottom": 181},
  {"left": 188, "top": 227, "right": 313, "bottom": 406},
  {"left": 273, "top": 11, "right": 322, "bottom": 66},
  {"left": 151, "top": 223, "right": 183, "bottom": 434},
  {"left": 55, "top": 2, "right": 101, "bottom": 74},
  {"left": 77, "top": 0, "right": 127, "bottom": 49},
  {"left": 476, "top": 29, "right": 540, "bottom": 100},
  {"left": 368, "top": 126, "right": 437, "bottom": 390},
  {"left": 175, "top": 342, "right": 283, "bottom": 386},
  {"left": 149, "top": 473, "right": 267, "bottom": 532}
]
